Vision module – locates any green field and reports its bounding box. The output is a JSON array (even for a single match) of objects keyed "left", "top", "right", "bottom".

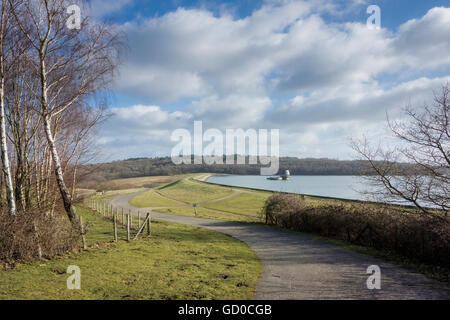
[
  {"left": 157, "top": 206, "right": 261, "bottom": 222},
  {"left": 0, "top": 206, "right": 261, "bottom": 300},
  {"left": 127, "top": 178, "right": 272, "bottom": 223},
  {"left": 129, "top": 190, "right": 185, "bottom": 208},
  {"left": 156, "top": 179, "right": 234, "bottom": 204},
  {"left": 204, "top": 192, "right": 270, "bottom": 218}
]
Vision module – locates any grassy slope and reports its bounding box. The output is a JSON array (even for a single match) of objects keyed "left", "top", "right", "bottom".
[
  {"left": 204, "top": 192, "right": 270, "bottom": 218},
  {"left": 0, "top": 206, "right": 261, "bottom": 300},
  {"left": 129, "top": 190, "right": 185, "bottom": 208},
  {"left": 79, "top": 174, "right": 189, "bottom": 191},
  {"left": 158, "top": 207, "right": 261, "bottom": 223},
  {"left": 126, "top": 177, "right": 269, "bottom": 222},
  {"left": 156, "top": 179, "right": 234, "bottom": 204},
  {"left": 127, "top": 176, "right": 356, "bottom": 223}
]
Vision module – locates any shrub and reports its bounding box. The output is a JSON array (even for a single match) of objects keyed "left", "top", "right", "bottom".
[
  {"left": 0, "top": 208, "right": 81, "bottom": 266},
  {"left": 262, "top": 194, "right": 450, "bottom": 269}
]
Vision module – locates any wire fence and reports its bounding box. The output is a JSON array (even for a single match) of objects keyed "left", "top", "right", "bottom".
[{"left": 86, "top": 199, "right": 151, "bottom": 242}]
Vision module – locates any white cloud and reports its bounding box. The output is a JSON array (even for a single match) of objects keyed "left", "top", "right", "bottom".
[
  {"left": 393, "top": 7, "right": 450, "bottom": 70},
  {"left": 99, "top": 2, "right": 450, "bottom": 160}
]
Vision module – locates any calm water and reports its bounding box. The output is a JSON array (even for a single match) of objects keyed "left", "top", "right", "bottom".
[{"left": 207, "top": 175, "right": 370, "bottom": 201}]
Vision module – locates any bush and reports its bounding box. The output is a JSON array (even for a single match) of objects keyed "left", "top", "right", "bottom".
[
  {"left": 0, "top": 209, "right": 81, "bottom": 266},
  {"left": 262, "top": 194, "right": 450, "bottom": 269}
]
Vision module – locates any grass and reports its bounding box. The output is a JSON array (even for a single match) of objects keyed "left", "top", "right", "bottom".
[
  {"left": 77, "top": 206, "right": 127, "bottom": 245},
  {"left": 155, "top": 179, "right": 234, "bottom": 204},
  {"left": 0, "top": 206, "right": 261, "bottom": 300},
  {"left": 129, "top": 190, "right": 185, "bottom": 208},
  {"left": 130, "top": 177, "right": 269, "bottom": 222},
  {"left": 78, "top": 175, "right": 189, "bottom": 191},
  {"left": 204, "top": 192, "right": 270, "bottom": 219},
  {"left": 88, "top": 188, "right": 146, "bottom": 202},
  {"left": 156, "top": 207, "right": 261, "bottom": 223}
]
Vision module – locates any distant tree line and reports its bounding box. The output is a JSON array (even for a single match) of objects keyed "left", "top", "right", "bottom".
[{"left": 78, "top": 156, "right": 416, "bottom": 186}]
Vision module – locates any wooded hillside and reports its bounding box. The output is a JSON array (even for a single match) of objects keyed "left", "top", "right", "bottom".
[{"left": 78, "top": 156, "right": 394, "bottom": 188}]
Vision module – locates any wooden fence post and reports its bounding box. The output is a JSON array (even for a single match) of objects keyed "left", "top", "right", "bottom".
[
  {"left": 80, "top": 216, "right": 87, "bottom": 250},
  {"left": 138, "top": 211, "right": 141, "bottom": 229},
  {"left": 147, "top": 213, "right": 151, "bottom": 236},
  {"left": 127, "top": 214, "right": 130, "bottom": 242},
  {"left": 133, "top": 213, "right": 150, "bottom": 240},
  {"left": 113, "top": 213, "right": 118, "bottom": 242},
  {"left": 122, "top": 208, "right": 124, "bottom": 225},
  {"left": 129, "top": 209, "right": 133, "bottom": 229}
]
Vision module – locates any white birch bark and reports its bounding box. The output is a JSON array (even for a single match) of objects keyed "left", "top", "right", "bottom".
[{"left": 0, "top": 1, "right": 16, "bottom": 215}]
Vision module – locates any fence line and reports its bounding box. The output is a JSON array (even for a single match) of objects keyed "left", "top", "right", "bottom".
[{"left": 86, "top": 198, "right": 152, "bottom": 242}]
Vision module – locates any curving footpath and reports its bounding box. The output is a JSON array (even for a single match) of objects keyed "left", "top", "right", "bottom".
[{"left": 107, "top": 191, "right": 450, "bottom": 300}]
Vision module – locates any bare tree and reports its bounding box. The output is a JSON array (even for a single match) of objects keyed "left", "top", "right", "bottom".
[
  {"left": 0, "top": 0, "right": 16, "bottom": 216},
  {"left": 352, "top": 83, "right": 450, "bottom": 215},
  {"left": 10, "top": 0, "right": 124, "bottom": 225}
]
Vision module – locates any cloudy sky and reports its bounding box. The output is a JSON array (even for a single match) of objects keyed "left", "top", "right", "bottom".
[{"left": 91, "top": 0, "right": 450, "bottom": 162}]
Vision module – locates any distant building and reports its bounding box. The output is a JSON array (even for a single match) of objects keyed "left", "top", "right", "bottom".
[
  {"left": 282, "top": 170, "right": 290, "bottom": 180},
  {"left": 267, "top": 170, "right": 290, "bottom": 180}
]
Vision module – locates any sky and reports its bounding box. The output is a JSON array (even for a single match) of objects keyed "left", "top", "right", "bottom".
[{"left": 88, "top": 0, "right": 450, "bottom": 162}]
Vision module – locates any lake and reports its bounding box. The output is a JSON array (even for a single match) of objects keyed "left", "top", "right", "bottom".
[{"left": 207, "top": 175, "right": 372, "bottom": 201}]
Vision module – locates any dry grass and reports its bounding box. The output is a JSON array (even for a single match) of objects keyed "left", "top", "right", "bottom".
[
  {"left": 79, "top": 175, "right": 189, "bottom": 191},
  {"left": 0, "top": 208, "right": 80, "bottom": 266}
]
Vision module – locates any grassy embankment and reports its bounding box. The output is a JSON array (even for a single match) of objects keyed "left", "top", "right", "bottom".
[
  {"left": 128, "top": 176, "right": 342, "bottom": 223},
  {"left": 78, "top": 174, "right": 190, "bottom": 191},
  {"left": 129, "top": 178, "right": 272, "bottom": 222},
  {"left": 0, "top": 205, "right": 261, "bottom": 300}
]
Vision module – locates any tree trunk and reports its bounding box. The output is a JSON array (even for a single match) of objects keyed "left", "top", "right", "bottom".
[
  {"left": 0, "top": 79, "right": 16, "bottom": 216},
  {"left": 0, "top": 2, "right": 16, "bottom": 216},
  {"left": 42, "top": 113, "right": 79, "bottom": 225},
  {"left": 39, "top": 48, "right": 79, "bottom": 226}
]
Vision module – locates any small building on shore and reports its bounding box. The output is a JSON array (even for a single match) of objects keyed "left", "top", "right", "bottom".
[{"left": 267, "top": 170, "right": 290, "bottom": 181}]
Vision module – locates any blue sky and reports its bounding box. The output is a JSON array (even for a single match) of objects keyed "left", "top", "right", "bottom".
[
  {"left": 101, "top": 0, "right": 450, "bottom": 28},
  {"left": 90, "top": 0, "right": 450, "bottom": 161},
  {"left": 105, "top": 0, "right": 450, "bottom": 110}
]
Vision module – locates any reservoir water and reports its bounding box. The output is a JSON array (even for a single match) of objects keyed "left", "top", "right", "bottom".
[{"left": 207, "top": 175, "right": 371, "bottom": 201}]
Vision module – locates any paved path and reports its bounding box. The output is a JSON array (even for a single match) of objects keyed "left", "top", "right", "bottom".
[{"left": 107, "top": 191, "right": 450, "bottom": 300}]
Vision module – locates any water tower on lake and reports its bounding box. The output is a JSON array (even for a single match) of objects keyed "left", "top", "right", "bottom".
[{"left": 267, "top": 169, "right": 291, "bottom": 180}]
